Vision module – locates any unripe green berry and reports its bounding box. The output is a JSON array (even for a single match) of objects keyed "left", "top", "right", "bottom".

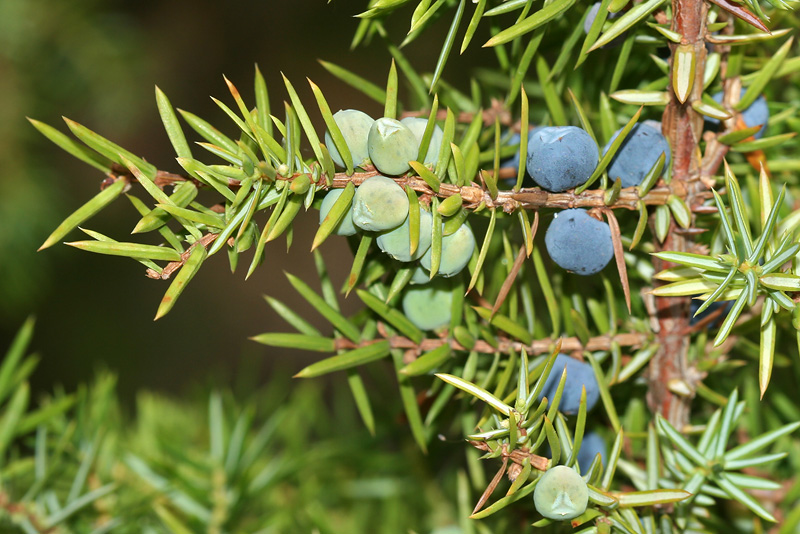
[
  {"left": 409, "top": 265, "right": 431, "bottom": 285},
  {"left": 400, "top": 116, "right": 444, "bottom": 165},
  {"left": 352, "top": 176, "right": 409, "bottom": 232},
  {"left": 402, "top": 281, "right": 452, "bottom": 331},
  {"left": 421, "top": 223, "right": 476, "bottom": 277},
  {"left": 319, "top": 188, "right": 357, "bottom": 237},
  {"left": 368, "top": 118, "right": 419, "bottom": 176},
  {"left": 377, "top": 208, "right": 433, "bottom": 262},
  {"left": 324, "top": 109, "right": 374, "bottom": 169},
  {"left": 533, "top": 465, "right": 589, "bottom": 521}
]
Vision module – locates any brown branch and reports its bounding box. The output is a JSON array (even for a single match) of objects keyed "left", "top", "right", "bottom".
[
  {"left": 651, "top": 0, "right": 773, "bottom": 427},
  {"left": 146, "top": 233, "right": 218, "bottom": 280},
  {"left": 106, "top": 163, "right": 206, "bottom": 189},
  {"left": 468, "top": 441, "right": 549, "bottom": 472},
  {"left": 103, "top": 163, "right": 673, "bottom": 216},
  {"left": 334, "top": 330, "right": 649, "bottom": 357},
  {"left": 332, "top": 172, "right": 672, "bottom": 212},
  {"left": 650, "top": 0, "right": 710, "bottom": 428}
]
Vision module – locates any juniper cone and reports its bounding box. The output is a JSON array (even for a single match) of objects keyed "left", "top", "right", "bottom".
[
  {"left": 319, "top": 189, "right": 357, "bottom": 236},
  {"left": 402, "top": 281, "right": 452, "bottom": 331},
  {"left": 544, "top": 209, "right": 614, "bottom": 275},
  {"left": 706, "top": 88, "right": 770, "bottom": 139},
  {"left": 351, "top": 175, "right": 409, "bottom": 231},
  {"left": 400, "top": 116, "right": 444, "bottom": 166},
  {"left": 324, "top": 109, "right": 374, "bottom": 168},
  {"left": 536, "top": 353, "right": 601, "bottom": 414},
  {"left": 533, "top": 466, "right": 589, "bottom": 521},
  {"left": 500, "top": 126, "right": 542, "bottom": 182},
  {"left": 367, "top": 117, "right": 419, "bottom": 175},
  {"left": 577, "top": 431, "right": 606, "bottom": 473},
  {"left": 603, "top": 120, "right": 672, "bottom": 187},
  {"left": 542, "top": 429, "right": 606, "bottom": 472},
  {"left": 376, "top": 208, "right": 433, "bottom": 262},
  {"left": 409, "top": 265, "right": 431, "bottom": 284},
  {"left": 420, "top": 222, "right": 475, "bottom": 277},
  {"left": 526, "top": 126, "right": 599, "bottom": 192}
]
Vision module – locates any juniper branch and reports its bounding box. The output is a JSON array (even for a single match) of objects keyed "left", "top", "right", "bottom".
[
  {"left": 653, "top": 0, "right": 711, "bottom": 428},
  {"left": 145, "top": 232, "right": 218, "bottom": 280},
  {"left": 334, "top": 329, "right": 650, "bottom": 357},
  {"left": 102, "top": 164, "right": 674, "bottom": 217}
]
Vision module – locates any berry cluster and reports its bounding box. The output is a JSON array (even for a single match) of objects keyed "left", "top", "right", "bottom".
[
  {"left": 319, "top": 176, "right": 475, "bottom": 289},
  {"left": 503, "top": 121, "right": 672, "bottom": 191},
  {"left": 503, "top": 122, "right": 672, "bottom": 276},
  {"left": 319, "top": 110, "right": 477, "bottom": 331},
  {"left": 324, "top": 109, "right": 445, "bottom": 176}
]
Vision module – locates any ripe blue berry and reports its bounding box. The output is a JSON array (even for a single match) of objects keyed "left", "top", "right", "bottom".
[
  {"left": 318, "top": 189, "right": 357, "bottom": 236},
  {"left": 368, "top": 118, "right": 419, "bottom": 176},
  {"left": 690, "top": 299, "right": 733, "bottom": 327},
  {"left": 584, "top": 2, "right": 625, "bottom": 47},
  {"left": 324, "top": 109, "right": 374, "bottom": 169},
  {"left": 400, "top": 117, "right": 444, "bottom": 166},
  {"left": 577, "top": 431, "right": 606, "bottom": 473},
  {"left": 402, "top": 282, "right": 452, "bottom": 331},
  {"left": 527, "top": 126, "right": 598, "bottom": 192},
  {"left": 500, "top": 127, "right": 543, "bottom": 177},
  {"left": 545, "top": 209, "right": 613, "bottom": 276},
  {"left": 420, "top": 223, "right": 476, "bottom": 277},
  {"left": 603, "top": 120, "right": 671, "bottom": 188},
  {"left": 706, "top": 88, "right": 769, "bottom": 139},
  {"left": 352, "top": 176, "right": 409, "bottom": 232},
  {"left": 377, "top": 208, "right": 433, "bottom": 262},
  {"left": 533, "top": 465, "right": 589, "bottom": 521},
  {"left": 537, "top": 353, "right": 600, "bottom": 414}
]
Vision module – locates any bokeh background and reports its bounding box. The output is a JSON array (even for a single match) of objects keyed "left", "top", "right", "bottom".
[{"left": 0, "top": 0, "right": 482, "bottom": 400}]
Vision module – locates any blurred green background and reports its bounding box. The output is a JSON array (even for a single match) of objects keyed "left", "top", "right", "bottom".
[{"left": 0, "top": 0, "right": 479, "bottom": 399}]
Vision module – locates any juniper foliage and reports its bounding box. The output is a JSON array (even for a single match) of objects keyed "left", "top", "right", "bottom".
[{"left": 11, "top": 0, "right": 800, "bottom": 531}]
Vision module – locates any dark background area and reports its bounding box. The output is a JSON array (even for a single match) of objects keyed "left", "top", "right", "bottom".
[{"left": 0, "top": 0, "right": 485, "bottom": 400}]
